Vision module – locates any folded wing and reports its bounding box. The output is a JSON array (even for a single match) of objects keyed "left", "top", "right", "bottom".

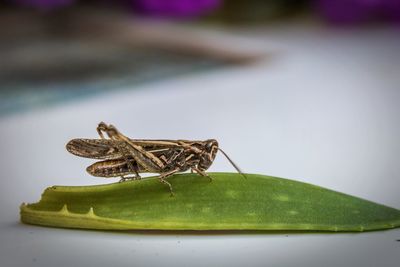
[{"left": 66, "top": 139, "right": 123, "bottom": 159}]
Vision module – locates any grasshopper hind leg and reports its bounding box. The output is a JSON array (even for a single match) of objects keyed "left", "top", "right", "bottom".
[
  {"left": 97, "top": 122, "right": 121, "bottom": 140},
  {"left": 96, "top": 122, "right": 142, "bottom": 181},
  {"left": 118, "top": 172, "right": 142, "bottom": 183},
  {"left": 119, "top": 176, "right": 128, "bottom": 183}
]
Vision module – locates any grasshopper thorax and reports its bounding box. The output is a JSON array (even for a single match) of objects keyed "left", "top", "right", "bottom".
[{"left": 197, "top": 139, "right": 219, "bottom": 171}]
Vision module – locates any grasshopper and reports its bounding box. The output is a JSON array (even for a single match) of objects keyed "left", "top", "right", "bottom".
[{"left": 66, "top": 122, "right": 244, "bottom": 195}]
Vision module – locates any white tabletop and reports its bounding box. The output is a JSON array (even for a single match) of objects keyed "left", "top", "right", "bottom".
[{"left": 1, "top": 23, "right": 399, "bottom": 267}]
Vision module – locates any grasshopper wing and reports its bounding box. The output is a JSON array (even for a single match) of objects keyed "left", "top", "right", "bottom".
[
  {"left": 66, "top": 138, "right": 178, "bottom": 160},
  {"left": 66, "top": 139, "right": 124, "bottom": 159}
]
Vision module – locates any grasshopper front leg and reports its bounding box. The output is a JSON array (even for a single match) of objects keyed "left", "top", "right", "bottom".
[{"left": 191, "top": 167, "right": 213, "bottom": 182}]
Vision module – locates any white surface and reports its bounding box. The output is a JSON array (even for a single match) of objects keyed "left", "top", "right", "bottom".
[{"left": 1, "top": 24, "right": 399, "bottom": 267}]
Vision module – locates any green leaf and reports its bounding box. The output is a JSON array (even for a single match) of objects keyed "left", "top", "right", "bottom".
[{"left": 20, "top": 173, "right": 400, "bottom": 232}]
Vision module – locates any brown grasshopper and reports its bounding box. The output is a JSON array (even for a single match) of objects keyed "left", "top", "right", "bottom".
[{"left": 66, "top": 122, "right": 244, "bottom": 195}]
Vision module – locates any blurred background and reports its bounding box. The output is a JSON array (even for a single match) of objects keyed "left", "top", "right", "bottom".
[
  {"left": 1, "top": 0, "right": 399, "bottom": 114},
  {"left": 1, "top": 1, "right": 400, "bottom": 267}
]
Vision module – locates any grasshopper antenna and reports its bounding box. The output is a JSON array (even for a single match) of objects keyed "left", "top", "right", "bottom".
[{"left": 218, "top": 148, "right": 247, "bottom": 179}]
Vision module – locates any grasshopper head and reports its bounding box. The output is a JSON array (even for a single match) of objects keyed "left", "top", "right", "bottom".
[{"left": 198, "top": 139, "right": 219, "bottom": 171}]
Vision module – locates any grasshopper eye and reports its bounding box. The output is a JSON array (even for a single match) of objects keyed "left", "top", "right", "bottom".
[
  {"left": 197, "top": 140, "right": 219, "bottom": 171},
  {"left": 205, "top": 139, "right": 218, "bottom": 151}
]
